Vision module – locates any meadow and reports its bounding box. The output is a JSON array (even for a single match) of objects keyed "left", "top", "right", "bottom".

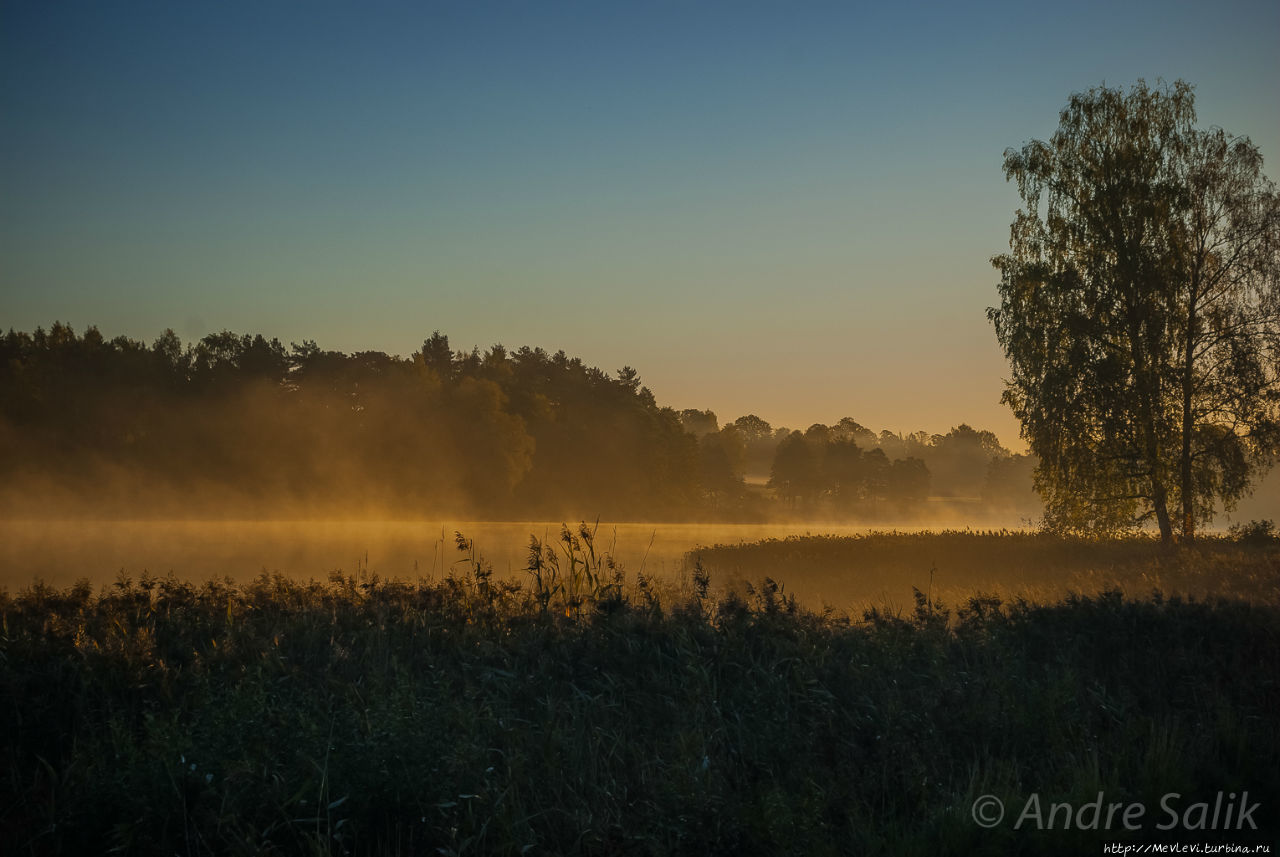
[
  {"left": 0, "top": 516, "right": 1044, "bottom": 597},
  {"left": 0, "top": 519, "right": 917, "bottom": 593},
  {"left": 2, "top": 528, "right": 1278, "bottom": 855},
  {"left": 691, "top": 528, "right": 1280, "bottom": 611}
]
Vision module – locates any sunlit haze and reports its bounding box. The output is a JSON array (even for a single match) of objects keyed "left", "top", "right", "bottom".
[{"left": 5, "top": 7, "right": 1280, "bottom": 847}]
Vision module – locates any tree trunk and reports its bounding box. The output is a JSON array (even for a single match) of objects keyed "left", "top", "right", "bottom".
[
  {"left": 1180, "top": 306, "right": 1197, "bottom": 543},
  {"left": 1127, "top": 286, "right": 1175, "bottom": 545},
  {"left": 1139, "top": 376, "right": 1175, "bottom": 544},
  {"left": 1144, "top": 408, "right": 1176, "bottom": 545},
  {"left": 1153, "top": 480, "right": 1175, "bottom": 544}
]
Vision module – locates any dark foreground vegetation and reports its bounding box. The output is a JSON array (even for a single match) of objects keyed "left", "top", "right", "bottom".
[{"left": 3, "top": 532, "right": 1278, "bottom": 855}]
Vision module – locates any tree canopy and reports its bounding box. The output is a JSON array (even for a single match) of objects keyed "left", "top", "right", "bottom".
[
  {"left": 1, "top": 323, "right": 1037, "bottom": 522},
  {"left": 990, "top": 80, "right": 1280, "bottom": 541},
  {"left": 0, "top": 325, "right": 704, "bottom": 519}
]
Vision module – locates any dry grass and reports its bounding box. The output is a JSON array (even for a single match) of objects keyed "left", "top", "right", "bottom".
[{"left": 689, "top": 530, "right": 1280, "bottom": 614}]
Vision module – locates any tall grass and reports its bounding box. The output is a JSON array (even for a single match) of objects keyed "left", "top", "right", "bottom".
[
  {"left": 1, "top": 531, "right": 1277, "bottom": 854},
  {"left": 690, "top": 529, "right": 1280, "bottom": 611}
]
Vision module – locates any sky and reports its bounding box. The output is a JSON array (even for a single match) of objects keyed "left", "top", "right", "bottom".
[{"left": 2, "top": 0, "right": 1278, "bottom": 449}]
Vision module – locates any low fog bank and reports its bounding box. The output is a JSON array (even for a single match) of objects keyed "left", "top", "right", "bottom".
[
  {"left": 1, "top": 519, "right": 1025, "bottom": 592},
  {"left": 6, "top": 520, "right": 1277, "bottom": 618}
]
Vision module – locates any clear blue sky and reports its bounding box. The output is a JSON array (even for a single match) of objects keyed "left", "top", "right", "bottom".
[{"left": 3, "top": 0, "right": 1277, "bottom": 447}]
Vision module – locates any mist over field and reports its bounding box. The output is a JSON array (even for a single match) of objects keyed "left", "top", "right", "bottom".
[
  {"left": 0, "top": 323, "right": 1025, "bottom": 601},
  {"left": 3, "top": 322, "right": 1277, "bottom": 603},
  {"left": 4, "top": 1, "right": 1280, "bottom": 851}
]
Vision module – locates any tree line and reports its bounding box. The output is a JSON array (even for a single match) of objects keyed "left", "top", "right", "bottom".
[
  {"left": 679, "top": 411, "right": 1036, "bottom": 516},
  {"left": 0, "top": 323, "right": 1036, "bottom": 521}
]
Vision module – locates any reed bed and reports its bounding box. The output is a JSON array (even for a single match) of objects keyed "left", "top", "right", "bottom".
[
  {"left": 2, "top": 529, "right": 1277, "bottom": 854},
  {"left": 689, "top": 529, "right": 1280, "bottom": 612}
]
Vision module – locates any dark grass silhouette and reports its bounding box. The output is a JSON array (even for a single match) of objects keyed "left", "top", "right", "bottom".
[{"left": 2, "top": 530, "right": 1278, "bottom": 855}]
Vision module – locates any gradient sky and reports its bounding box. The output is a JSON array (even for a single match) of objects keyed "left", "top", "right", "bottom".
[{"left": 3, "top": 0, "right": 1278, "bottom": 449}]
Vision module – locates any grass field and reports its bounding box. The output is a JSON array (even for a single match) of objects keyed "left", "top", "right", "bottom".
[
  {"left": 691, "top": 529, "right": 1280, "bottom": 611},
  {"left": 2, "top": 529, "right": 1278, "bottom": 855}
]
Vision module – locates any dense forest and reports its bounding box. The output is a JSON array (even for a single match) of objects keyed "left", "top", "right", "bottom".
[{"left": 0, "top": 323, "right": 1039, "bottom": 520}]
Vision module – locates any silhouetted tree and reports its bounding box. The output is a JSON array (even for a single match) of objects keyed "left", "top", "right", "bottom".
[
  {"left": 733, "top": 414, "right": 780, "bottom": 477},
  {"left": 716, "top": 424, "right": 747, "bottom": 472},
  {"left": 421, "top": 331, "right": 454, "bottom": 380},
  {"left": 732, "top": 414, "right": 773, "bottom": 445},
  {"left": 925, "top": 424, "right": 1009, "bottom": 498},
  {"left": 679, "top": 408, "right": 719, "bottom": 437},
  {"left": 886, "top": 457, "right": 931, "bottom": 507},
  {"left": 991, "top": 80, "right": 1280, "bottom": 540},
  {"left": 832, "top": 417, "right": 877, "bottom": 447},
  {"left": 697, "top": 433, "right": 743, "bottom": 508},
  {"left": 825, "top": 438, "right": 864, "bottom": 508},
  {"left": 769, "top": 431, "right": 817, "bottom": 507},
  {"left": 983, "top": 453, "right": 1041, "bottom": 515},
  {"left": 859, "top": 448, "right": 892, "bottom": 509},
  {"left": 876, "top": 430, "right": 906, "bottom": 461}
]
